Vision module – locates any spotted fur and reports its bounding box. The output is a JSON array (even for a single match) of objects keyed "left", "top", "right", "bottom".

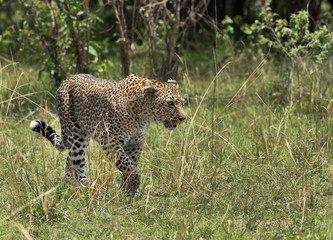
[{"left": 30, "top": 74, "right": 186, "bottom": 194}]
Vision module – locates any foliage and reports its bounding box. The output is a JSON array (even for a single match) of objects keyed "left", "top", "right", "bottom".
[
  {"left": 239, "top": 1, "right": 333, "bottom": 102},
  {"left": 2, "top": 0, "right": 101, "bottom": 84},
  {"left": 1, "top": 0, "right": 332, "bottom": 85},
  {"left": 241, "top": 3, "right": 333, "bottom": 63},
  {"left": 261, "top": 2, "right": 332, "bottom": 65}
]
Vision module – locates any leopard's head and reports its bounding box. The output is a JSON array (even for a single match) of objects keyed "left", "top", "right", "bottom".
[{"left": 142, "top": 78, "right": 186, "bottom": 130}]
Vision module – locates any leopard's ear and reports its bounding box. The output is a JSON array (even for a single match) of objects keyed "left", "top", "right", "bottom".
[
  {"left": 142, "top": 80, "right": 157, "bottom": 95},
  {"left": 167, "top": 78, "right": 178, "bottom": 88}
]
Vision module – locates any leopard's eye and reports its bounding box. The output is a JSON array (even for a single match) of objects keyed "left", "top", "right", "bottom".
[{"left": 167, "top": 101, "right": 175, "bottom": 107}]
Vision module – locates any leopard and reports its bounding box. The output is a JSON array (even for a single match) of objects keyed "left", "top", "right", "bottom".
[{"left": 30, "top": 74, "right": 186, "bottom": 195}]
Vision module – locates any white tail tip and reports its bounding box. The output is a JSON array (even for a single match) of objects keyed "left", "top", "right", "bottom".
[{"left": 30, "top": 120, "right": 40, "bottom": 130}]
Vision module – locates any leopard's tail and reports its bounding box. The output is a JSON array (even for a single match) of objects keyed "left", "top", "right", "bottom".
[{"left": 30, "top": 120, "right": 66, "bottom": 152}]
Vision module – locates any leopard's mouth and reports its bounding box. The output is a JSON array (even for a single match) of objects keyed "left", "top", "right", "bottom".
[{"left": 163, "top": 120, "right": 177, "bottom": 130}]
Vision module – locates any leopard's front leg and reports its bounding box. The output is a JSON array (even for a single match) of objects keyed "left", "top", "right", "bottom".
[
  {"left": 116, "top": 153, "right": 141, "bottom": 195},
  {"left": 102, "top": 139, "right": 141, "bottom": 195}
]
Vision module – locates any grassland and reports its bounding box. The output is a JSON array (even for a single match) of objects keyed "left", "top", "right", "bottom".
[{"left": 1, "top": 50, "right": 333, "bottom": 239}]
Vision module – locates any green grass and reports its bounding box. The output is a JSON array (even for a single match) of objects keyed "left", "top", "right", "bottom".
[{"left": 1, "top": 52, "right": 333, "bottom": 239}]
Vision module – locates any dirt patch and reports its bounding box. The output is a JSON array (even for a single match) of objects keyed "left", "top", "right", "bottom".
[{"left": 230, "top": 219, "right": 293, "bottom": 229}]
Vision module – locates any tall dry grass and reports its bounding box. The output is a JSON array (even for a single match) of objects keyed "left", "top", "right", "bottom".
[{"left": 1, "top": 53, "right": 333, "bottom": 238}]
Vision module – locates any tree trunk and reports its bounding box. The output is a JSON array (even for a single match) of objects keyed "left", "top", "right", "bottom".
[{"left": 112, "top": 0, "right": 131, "bottom": 77}]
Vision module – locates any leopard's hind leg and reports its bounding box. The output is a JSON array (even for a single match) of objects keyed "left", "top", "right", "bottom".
[{"left": 62, "top": 125, "right": 90, "bottom": 185}]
